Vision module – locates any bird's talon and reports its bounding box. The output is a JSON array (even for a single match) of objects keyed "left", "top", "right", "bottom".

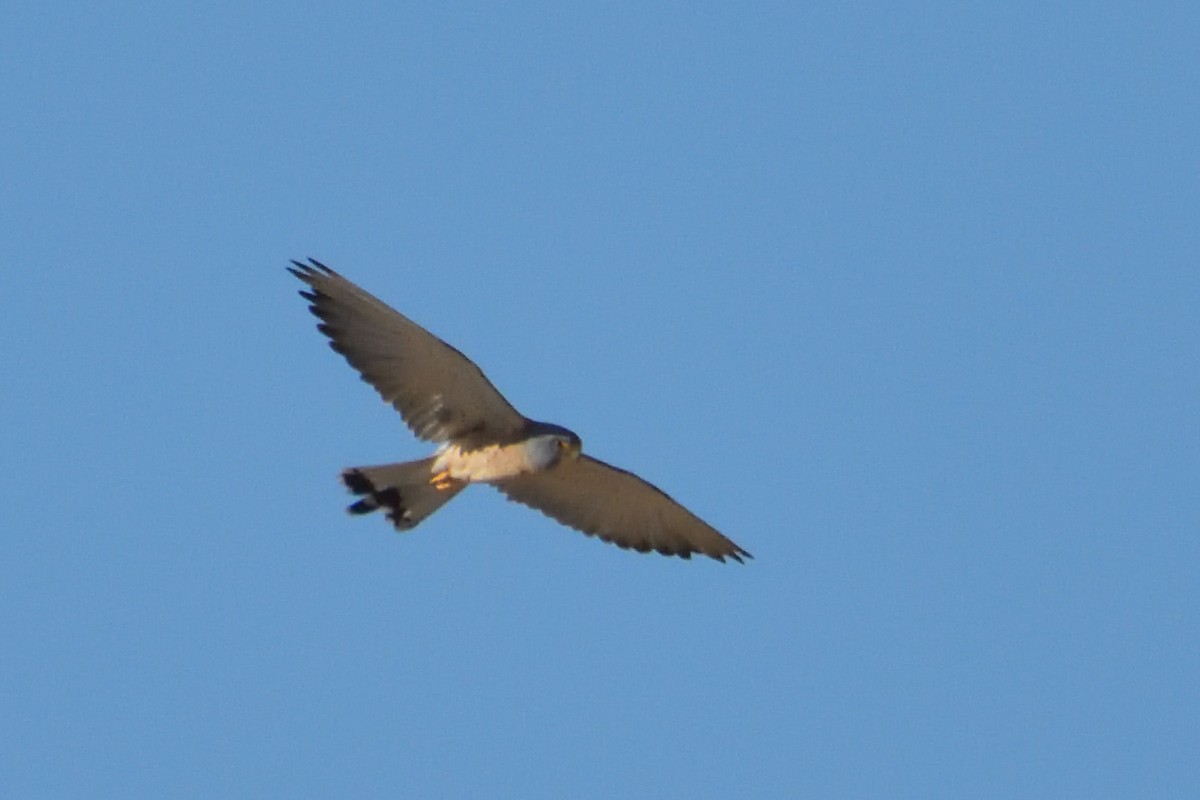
[{"left": 429, "top": 470, "right": 456, "bottom": 491}]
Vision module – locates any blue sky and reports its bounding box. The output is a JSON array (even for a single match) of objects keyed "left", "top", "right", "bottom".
[{"left": 3, "top": 2, "right": 1197, "bottom": 797}]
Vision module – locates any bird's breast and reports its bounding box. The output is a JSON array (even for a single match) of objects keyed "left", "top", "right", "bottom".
[{"left": 432, "top": 442, "right": 544, "bottom": 483}]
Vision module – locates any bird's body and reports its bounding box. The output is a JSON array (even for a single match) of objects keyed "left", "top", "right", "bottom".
[
  {"left": 289, "top": 258, "right": 750, "bottom": 563},
  {"left": 431, "top": 434, "right": 567, "bottom": 484}
]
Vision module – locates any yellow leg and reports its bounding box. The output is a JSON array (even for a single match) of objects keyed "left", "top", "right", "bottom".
[{"left": 429, "top": 470, "right": 456, "bottom": 491}]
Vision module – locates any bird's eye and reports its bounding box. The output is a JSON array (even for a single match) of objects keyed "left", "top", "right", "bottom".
[{"left": 555, "top": 439, "right": 567, "bottom": 449}]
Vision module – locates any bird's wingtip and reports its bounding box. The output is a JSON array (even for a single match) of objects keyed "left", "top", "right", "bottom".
[{"left": 287, "top": 257, "right": 337, "bottom": 280}]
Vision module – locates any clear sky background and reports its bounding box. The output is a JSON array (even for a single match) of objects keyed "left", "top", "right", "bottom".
[{"left": 3, "top": 3, "right": 1197, "bottom": 798}]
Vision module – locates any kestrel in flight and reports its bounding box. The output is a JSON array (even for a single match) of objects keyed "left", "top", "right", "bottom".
[{"left": 289, "top": 259, "right": 750, "bottom": 563}]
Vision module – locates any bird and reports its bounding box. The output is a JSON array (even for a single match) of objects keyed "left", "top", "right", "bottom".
[{"left": 288, "top": 258, "right": 751, "bottom": 563}]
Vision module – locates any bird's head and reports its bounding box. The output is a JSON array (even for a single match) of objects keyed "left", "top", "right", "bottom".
[
  {"left": 553, "top": 430, "right": 582, "bottom": 460},
  {"left": 527, "top": 421, "right": 582, "bottom": 466}
]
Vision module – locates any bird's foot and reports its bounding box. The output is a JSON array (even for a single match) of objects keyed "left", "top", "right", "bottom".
[{"left": 429, "top": 470, "right": 456, "bottom": 491}]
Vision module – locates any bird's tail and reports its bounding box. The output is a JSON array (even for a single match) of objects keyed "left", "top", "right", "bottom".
[{"left": 340, "top": 458, "right": 465, "bottom": 530}]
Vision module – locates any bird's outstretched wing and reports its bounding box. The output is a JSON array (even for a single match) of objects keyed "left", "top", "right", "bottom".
[
  {"left": 495, "top": 455, "right": 751, "bottom": 563},
  {"left": 289, "top": 259, "right": 526, "bottom": 444}
]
